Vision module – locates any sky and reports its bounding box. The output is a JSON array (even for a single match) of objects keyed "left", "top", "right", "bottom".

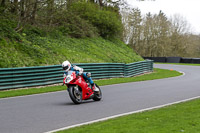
[{"left": 126, "top": 0, "right": 200, "bottom": 34}]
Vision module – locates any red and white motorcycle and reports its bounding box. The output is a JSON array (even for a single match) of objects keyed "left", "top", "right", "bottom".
[{"left": 63, "top": 71, "right": 102, "bottom": 104}]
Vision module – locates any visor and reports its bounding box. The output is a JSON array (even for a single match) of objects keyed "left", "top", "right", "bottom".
[{"left": 63, "top": 66, "right": 69, "bottom": 70}]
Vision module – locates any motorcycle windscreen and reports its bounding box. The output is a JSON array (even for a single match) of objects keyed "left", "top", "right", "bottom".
[{"left": 65, "top": 71, "right": 76, "bottom": 83}]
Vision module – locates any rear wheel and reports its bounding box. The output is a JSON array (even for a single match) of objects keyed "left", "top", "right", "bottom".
[
  {"left": 68, "top": 86, "right": 82, "bottom": 104},
  {"left": 93, "top": 84, "right": 102, "bottom": 101}
]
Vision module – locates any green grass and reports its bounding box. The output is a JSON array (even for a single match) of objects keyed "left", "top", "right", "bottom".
[
  {"left": 0, "top": 37, "right": 143, "bottom": 68},
  {"left": 0, "top": 68, "right": 182, "bottom": 98},
  {"left": 56, "top": 98, "right": 200, "bottom": 133},
  {"left": 95, "top": 68, "right": 182, "bottom": 86}
]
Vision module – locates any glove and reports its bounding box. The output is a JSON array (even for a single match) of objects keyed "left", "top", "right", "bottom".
[{"left": 78, "top": 72, "right": 83, "bottom": 76}]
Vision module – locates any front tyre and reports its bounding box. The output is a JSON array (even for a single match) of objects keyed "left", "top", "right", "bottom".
[
  {"left": 68, "top": 86, "right": 82, "bottom": 104},
  {"left": 93, "top": 84, "right": 102, "bottom": 101}
]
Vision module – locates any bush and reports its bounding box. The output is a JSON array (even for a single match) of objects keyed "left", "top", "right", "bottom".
[
  {"left": 22, "top": 25, "right": 46, "bottom": 37},
  {"left": 61, "top": 12, "right": 99, "bottom": 38},
  {"left": 37, "top": 9, "right": 99, "bottom": 38},
  {"left": 0, "top": 17, "right": 22, "bottom": 41},
  {"left": 69, "top": 2, "right": 123, "bottom": 38}
]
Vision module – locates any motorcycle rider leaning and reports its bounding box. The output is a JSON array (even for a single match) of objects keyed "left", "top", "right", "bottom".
[{"left": 62, "top": 60, "right": 99, "bottom": 92}]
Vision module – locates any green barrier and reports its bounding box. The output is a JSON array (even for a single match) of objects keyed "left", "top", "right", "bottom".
[
  {"left": 0, "top": 60, "right": 153, "bottom": 90},
  {"left": 124, "top": 60, "right": 153, "bottom": 77}
]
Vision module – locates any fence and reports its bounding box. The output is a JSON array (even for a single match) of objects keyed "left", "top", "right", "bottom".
[
  {"left": 0, "top": 60, "right": 153, "bottom": 90},
  {"left": 144, "top": 57, "right": 200, "bottom": 64},
  {"left": 124, "top": 61, "right": 153, "bottom": 77}
]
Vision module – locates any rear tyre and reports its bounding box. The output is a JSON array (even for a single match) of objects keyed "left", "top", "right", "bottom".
[
  {"left": 93, "top": 84, "right": 102, "bottom": 101},
  {"left": 68, "top": 86, "right": 82, "bottom": 104}
]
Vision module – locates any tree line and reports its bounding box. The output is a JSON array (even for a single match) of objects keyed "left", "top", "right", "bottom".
[
  {"left": 122, "top": 8, "right": 200, "bottom": 58},
  {"left": 1, "top": 0, "right": 199, "bottom": 58},
  {"left": 0, "top": 0, "right": 126, "bottom": 38}
]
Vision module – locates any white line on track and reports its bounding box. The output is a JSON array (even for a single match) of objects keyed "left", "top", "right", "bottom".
[
  {"left": 178, "top": 71, "right": 185, "bottom": 77},
  {"left": 45, "top": 95, "right": 200, "bottom": 133}
]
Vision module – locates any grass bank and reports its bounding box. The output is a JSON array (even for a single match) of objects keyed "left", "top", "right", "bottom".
[
  {"left": 0, "top": 37, "right": 143, "bottom": 68},
  {"left": 57, "top": 98, "right": 200, "bottom": 133},
  {"left": 0, "top": 14, "right": 142, "bottom": 68},
  {"left": 0, "top": 68, "right": 182, "bottom": 98}
]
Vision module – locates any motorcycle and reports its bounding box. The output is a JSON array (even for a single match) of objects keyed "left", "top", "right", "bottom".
[{"left": 63, "top": 70, "right": 102, "bottom": 104}]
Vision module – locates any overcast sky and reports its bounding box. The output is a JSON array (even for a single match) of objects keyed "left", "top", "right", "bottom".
[{"left": 126, "top": 0, "right": 200, "bottom": 34}]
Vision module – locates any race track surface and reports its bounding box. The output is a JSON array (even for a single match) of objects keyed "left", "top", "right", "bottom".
[{"left": 0, "top": 64, "right": 200, "bottom": 133}]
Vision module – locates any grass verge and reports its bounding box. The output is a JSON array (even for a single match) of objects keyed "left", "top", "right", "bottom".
[
  {"left": 95, "top": 68, "right": 182, "bottom": 86},
  {"left": 0, "top": 68, "right": 182, "bottom": 99},
  {"left": 56, "top": 98, "right": 200, "bottom": 133}
]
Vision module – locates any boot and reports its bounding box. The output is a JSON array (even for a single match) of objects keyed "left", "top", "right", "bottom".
[{"left": 92, "top": 84, "right": 99, "bottom": 92}]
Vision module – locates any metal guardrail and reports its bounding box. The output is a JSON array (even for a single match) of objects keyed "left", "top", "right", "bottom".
[
  {"left": 124, "top": 60, "right": 153, "bottom": 77},
  {"left": 0, "top": 60, "right": 153, "bottom": 90},
  {"left": 144, "top": 57, "right": 200, "bottom": 64}
]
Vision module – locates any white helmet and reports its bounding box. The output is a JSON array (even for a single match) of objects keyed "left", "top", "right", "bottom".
[{"left": 62, "top": 60, "right": 71, "bottom": 72}]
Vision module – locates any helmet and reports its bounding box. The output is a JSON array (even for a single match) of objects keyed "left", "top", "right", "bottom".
[{"left": 62, "top": 60, "right": 71, "bottom": 72}]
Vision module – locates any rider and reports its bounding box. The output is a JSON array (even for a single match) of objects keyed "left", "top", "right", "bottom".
[{"left": 62, "top": 60, "right": 98, "bottom": 92}]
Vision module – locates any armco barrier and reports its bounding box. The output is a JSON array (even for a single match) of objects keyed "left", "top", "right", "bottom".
[
  {"left": 191, "top": 58, "right": 200, "bottom": 64},
  {"left": 144, "top": 57, "right": 200, "bottom": 64},
  {"left": 166, "top": 57, "right": 181, "bottom": 63},
  {"left": 180, "top": 58, "right": 192, "bottom": 63},
  {"left": 124, "top": 61, "right": 153, "bottom": 77},
  {"left": 0, "top": 60, "right": 153, "bottom": 90},
  {"left": 143, "top": 57, "right": 166, "bottom": 63}
]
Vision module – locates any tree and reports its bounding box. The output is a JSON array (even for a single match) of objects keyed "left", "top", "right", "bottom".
[
  {"left": 127, "top": 11, "right": 171, "bottom": 57},
  {"left": 155, "top": 11, "right": 171, "bottom": 56},
  {"left": 128, "top": 8, "right": 142, "bottom": 53},
  {"left": 169, "top": 14, "right": 192, "bottom": 57},
  {"left": 121, "top": 7, "right": 132, "bottom": 43},
  {"left": 121, "top": 3, "right": 200, "bottom": 58},
  {"left": 31, "top": 0, "right": 38, "bottom": 23},
  {"left": 20, "top": 0, "right": 25, "bottom": 17},
  {"left": 0, "top": 0, "right": 6, "bottom": 7}
]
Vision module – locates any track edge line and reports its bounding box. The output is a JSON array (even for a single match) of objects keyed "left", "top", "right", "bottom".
[{"left": 44, "top": 95, "right": 200, "bottom": 133}]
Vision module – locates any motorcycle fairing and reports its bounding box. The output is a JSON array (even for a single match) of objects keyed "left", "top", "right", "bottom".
[{"left": 65, "top": 71, "right": 94, "bottom": 100}]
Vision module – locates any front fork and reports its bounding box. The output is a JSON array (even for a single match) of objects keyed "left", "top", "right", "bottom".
[{"left": 66, "top": 84, "right": 78, "bottom": 91}]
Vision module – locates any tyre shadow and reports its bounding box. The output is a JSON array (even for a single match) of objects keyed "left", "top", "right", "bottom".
[{"left": 53, "top": 100, "right": 95, "bottom": 106}]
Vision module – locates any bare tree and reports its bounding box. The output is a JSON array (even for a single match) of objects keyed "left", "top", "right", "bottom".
[
  {"left": 169, "top": 14, "right": 192, "bottom": 57},
  {"left": 128, "top": 8, "right": 142, "bottom": 53}
]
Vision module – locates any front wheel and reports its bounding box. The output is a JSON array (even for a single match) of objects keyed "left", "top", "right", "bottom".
[
  {"left": 68, "top": 86, "right": 82, "bottom": 104},
  {"left": 93, "top": 84, "right": 102, "bottom": 101}
]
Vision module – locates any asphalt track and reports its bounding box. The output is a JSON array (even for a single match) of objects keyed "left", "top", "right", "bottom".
[{"left": 0, "top": 64, "right": 200, "bottom": 133}]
